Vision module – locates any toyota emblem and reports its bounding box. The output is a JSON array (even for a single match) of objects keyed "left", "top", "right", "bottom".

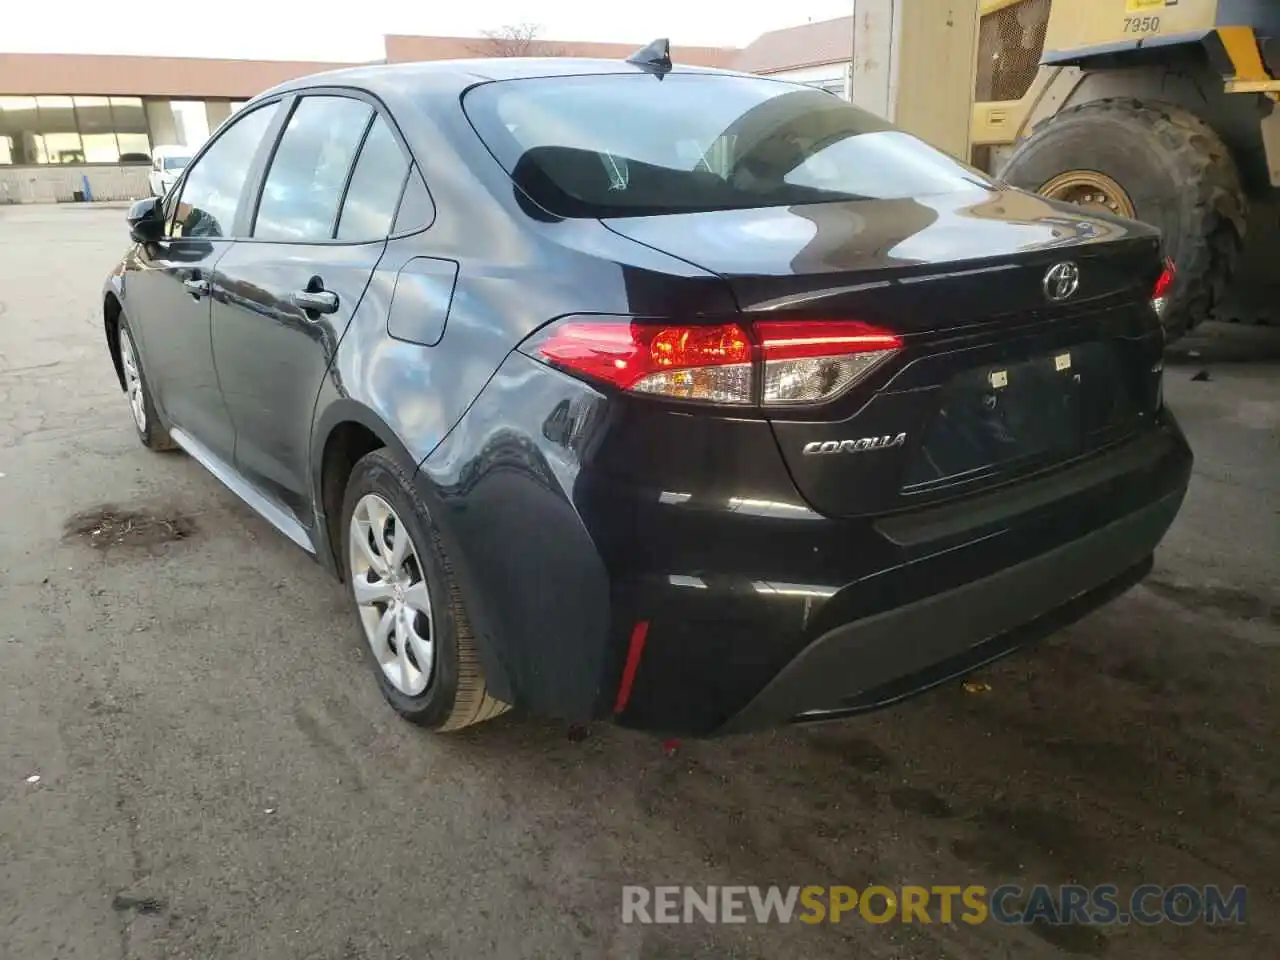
[{"left": 1043, "top": 262, "right": 1080, "bottom": 302}]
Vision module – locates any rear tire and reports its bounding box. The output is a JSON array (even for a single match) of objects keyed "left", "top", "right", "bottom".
[
  {"left": 341, "top": 449, "right": 508, "bottom": 731},
  {"left": 1000, "top": 98, "right": 1246, "bottom": 341}
]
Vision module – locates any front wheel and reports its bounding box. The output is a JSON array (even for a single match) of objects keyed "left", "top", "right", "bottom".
[{"left": 341, "top": 449, "right": 508, "bottom": 731}]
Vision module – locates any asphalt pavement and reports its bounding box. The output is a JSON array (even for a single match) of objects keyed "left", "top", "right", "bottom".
[{"left": 1, "top": 204, "right": 1277, "bottom": 959}]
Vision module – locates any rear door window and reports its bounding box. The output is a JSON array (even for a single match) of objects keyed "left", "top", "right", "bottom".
[
  {"left": 336, "top": 115, "right": 410, "bottom": 241},
  {"left": 253, "top": 96, "right": 372, "bottom": 241}
]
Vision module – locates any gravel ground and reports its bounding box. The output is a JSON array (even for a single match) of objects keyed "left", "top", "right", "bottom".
[{"left": 0, "top": 204, "right": 1277, "bottom": 960}]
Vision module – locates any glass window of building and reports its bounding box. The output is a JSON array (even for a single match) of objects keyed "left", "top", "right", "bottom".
[
  {"left": 145, "top": 100, "right": 210, "bottom": 151},
  {"left": 110, "top": 97, "right": 150, "bottom": 162},
  {"left": 36, "top": 96, "right": 83, "bottom": 163},
  {"left": 0, "top": 94, "right": 152, "bottom": 165},
  {"left": 75, "top": 96, "right": 118, "bottom": 162},
  {"left": 116, "top": 132, "right": 152, "bottom": 162},
  {"left": 0, "top": 97, "right": 40, "bottom": 164}
]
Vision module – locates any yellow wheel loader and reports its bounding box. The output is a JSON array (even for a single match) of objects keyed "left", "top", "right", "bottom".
[{"left": 971, "top": 0, "right": 1280, "bottom": 339}]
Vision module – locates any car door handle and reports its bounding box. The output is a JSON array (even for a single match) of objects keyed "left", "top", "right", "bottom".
[
  {"left": 291, "top": 289, "right": 339, "bottom": 315},
  {"left": 183, "top": 278, "right": 210, "bottom": 298}
]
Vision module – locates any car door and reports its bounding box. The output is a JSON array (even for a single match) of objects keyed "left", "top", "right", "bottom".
[
  {"left": 126, "top": 102, "right": 281, "bottom": 464},
  {"left": 210, "top": 94, "right": 410, "bottom": 522}
]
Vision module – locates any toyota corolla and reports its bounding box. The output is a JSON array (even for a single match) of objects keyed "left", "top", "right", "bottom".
[{"left": 103, "top": 49, "right": 1191, "bottom": 736}]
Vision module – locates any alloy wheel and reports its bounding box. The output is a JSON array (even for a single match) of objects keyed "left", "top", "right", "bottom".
[
  {"left": 349, "top": 493, "right": 435, "bottom": 696},
  {"left": 119, "top": 327, "right": 147, "bottom": 433}
]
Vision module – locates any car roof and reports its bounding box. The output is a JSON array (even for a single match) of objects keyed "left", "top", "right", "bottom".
[{"left": 258, "top": 57, "right": 740, "bottom": 102}]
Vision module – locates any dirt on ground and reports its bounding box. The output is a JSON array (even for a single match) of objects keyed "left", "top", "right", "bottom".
[{"left": 64, "top": 506, "right": 198, "bottom": 549}]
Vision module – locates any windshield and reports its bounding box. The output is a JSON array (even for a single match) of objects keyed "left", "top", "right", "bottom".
[
  {"left": 162, "top": 156, "right": 191, "bottom": 171},
  {"left": 462, "top": 73, "right": 989, "bottom": 218}
]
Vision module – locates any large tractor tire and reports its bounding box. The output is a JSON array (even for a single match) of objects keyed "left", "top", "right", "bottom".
[{"left": 999, "top": 98, "right": 1246, "bottom": 342}]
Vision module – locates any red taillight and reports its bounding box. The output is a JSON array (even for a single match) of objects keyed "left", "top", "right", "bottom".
[
  {"left": 528, "top": 320, "right": 754, "bottom": 403},
  {"left": 755, "top": 321, "right": 902, "bottom": 359},
  {"left": 522, "top": 317, "right": 901, "bottom": 406},
  {"left": 1152, "top": 258, "right": 1176, "bottom": 315}
]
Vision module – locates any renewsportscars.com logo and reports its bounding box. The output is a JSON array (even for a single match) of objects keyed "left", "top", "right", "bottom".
[{"left": 621, "top": 884, "right": 1247, "bottom": 927}]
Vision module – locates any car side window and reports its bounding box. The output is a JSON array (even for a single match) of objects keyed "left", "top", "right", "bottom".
[
  {"left": 392, "top": 167, "right": 435, "bottom": 235},
  {"left": 169, "top": 103, "right": 280, "bottom": 240},
  {"left": 253, "top": 96, "right": 372, "bottom": 242},
  {"left": 336, "top": 115, "right": 410, "bottom": 241}
]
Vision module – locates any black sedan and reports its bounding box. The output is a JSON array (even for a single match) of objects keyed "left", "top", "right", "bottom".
[{"left": 103, "top": 49, "right": 1191, "bottom": 736}]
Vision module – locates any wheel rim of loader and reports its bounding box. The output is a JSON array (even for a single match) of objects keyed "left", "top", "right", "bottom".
[{"left": 1038, "top": 171, "right": 1136, "bottom": 219}]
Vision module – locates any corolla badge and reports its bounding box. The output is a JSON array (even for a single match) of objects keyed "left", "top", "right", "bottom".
[
  {"left": 803, "top": 434, "right": 907, "bottom": 455},
  {"left": 1043, "top": 261, "right": 1080, "bottom": 302}
]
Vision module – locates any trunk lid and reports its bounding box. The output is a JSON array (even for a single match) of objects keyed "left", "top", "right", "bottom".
[
  {"left": 602, "top": 188, "right": 1160, "bottom": 324},
  {"left": 603, "top": 188, "right": 1167, "bottom": 518}
]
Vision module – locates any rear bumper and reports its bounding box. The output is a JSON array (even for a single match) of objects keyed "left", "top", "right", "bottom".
[
  {"left": 608, "top": 416, "right": 1191, "bottom": 736},
  {"left": 421, "top": 345, "right": 1192, "bottom": 736},
  {"left": 719, "top": 483, "right": 1183, "bottom": 733}
]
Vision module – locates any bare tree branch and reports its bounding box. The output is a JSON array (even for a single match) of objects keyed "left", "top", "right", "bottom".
[{"left": 468, "top": 23, "right": 566, "bottom": 58}]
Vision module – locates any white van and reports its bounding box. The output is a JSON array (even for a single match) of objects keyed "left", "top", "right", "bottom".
[{"left": 148, "top": 145, "right": 194, "bottom": 198}]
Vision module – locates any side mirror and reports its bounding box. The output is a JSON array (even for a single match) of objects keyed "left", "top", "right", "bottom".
[{"left": 127, "top": 196, "right": 165, "bottom": 244}]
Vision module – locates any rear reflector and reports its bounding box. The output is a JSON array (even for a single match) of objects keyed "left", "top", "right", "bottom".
[
  {"left": 1151, "top": 257, "right": 1176, "bottom": 317},
  {"left": 613, "top": 620, "right": 650, "bottom": 715},
  {"left": 522, "top": 317, "right": 901, "bottom": 406}
]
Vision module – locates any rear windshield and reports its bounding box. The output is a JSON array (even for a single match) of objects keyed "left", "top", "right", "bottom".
[{"left": 462, "top": 73, "right": 989, "bottom": 218}]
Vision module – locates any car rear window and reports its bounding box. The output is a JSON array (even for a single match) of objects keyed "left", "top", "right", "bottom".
[{"left": 462, "top": 73, "right": 989, "bottom": 219}]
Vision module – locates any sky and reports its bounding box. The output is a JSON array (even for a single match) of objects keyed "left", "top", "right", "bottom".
[{"left": 3, "top": 0, "right": 855, "bottom": 61}]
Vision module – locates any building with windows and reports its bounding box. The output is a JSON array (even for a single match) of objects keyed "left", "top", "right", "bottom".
[
  {"left": 0, "top": 23, "right": 860, "bottom": 203},
  {"left": 0, "top": 53, "right": 358, "bottom": 202}
]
